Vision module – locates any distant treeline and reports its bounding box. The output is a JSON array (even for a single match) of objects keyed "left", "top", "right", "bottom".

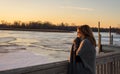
[{"left": 0, "top": 21, "right": 119, "bottom": 33}]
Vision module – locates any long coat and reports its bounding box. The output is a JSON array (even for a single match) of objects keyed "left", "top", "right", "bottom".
[
  {"left": 68, "top": 37, "right": 81, "bottom": 74},
  {"left": 69, "top": 38, "right": 96, "bottom": 74}
]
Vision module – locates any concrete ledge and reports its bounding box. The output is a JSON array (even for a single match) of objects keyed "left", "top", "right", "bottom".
[
  {"left": 0, "top": 60, "right": 68, "bottom": 74},
  {"left": 0, "top": 50, "right": 69, "bottom": 74}
]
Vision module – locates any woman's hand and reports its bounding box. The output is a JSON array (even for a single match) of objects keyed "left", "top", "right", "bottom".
[
  {"left": 73, "top": 37, "right": 81, "bottom": 50},
  {"left": 76, "top": 40, "right": 84, "bottom": 55}
]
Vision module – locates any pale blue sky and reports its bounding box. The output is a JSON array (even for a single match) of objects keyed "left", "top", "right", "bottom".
[{"left": 0, "top": 0, "right": 120, "bottom": 27}]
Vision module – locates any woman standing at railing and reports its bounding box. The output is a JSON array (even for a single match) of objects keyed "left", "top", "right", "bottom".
[{"left": 69, "top": 25, "right": 96, "bottom": 74}]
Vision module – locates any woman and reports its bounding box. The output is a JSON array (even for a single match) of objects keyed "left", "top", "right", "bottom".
[{"left": 69, "top": 25, "right": 96, "bottom": 74}]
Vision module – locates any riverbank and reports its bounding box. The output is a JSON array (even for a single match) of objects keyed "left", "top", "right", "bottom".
[
  {"left": 0, "top": 28, "right": 73, "bottom": 33},
  {"left": 0, "top": 28, "right": 118, "bottom": 33}
]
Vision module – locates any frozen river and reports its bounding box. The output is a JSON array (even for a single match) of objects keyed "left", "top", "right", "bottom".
[{"left": 0, "top": 30, "right": 120, "bottom": 60}]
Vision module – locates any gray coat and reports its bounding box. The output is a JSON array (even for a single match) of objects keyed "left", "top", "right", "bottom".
[{"left": 69, "top": 38, "right": 96, "bottom": 74}]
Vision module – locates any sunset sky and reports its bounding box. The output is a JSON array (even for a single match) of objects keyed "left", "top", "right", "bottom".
[{"left": 0, "top": 0, "right": 120, "bottom": 28}]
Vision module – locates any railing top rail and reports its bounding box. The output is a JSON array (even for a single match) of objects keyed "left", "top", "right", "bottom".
[{"left": 96, "top": 51, "right": 120, "bottom": 64}]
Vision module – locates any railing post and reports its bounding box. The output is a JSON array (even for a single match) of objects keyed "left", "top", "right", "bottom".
[
  {"left": 109, "top": 26, "right": 113, "bottom": 45},
  {"left": 98, "top": 21, "right": 102, "bottom": 53},
  {"left": 111, "top": 35, "right": 113, "bottom": 45}
]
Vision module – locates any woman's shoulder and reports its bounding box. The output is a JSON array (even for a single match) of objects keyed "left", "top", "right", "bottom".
[
  {"left": 82, "top": 38, "right": 92, "bottom": 46},
  {"left": 82, "top": 38, "right": 89, "bottom": 43}
]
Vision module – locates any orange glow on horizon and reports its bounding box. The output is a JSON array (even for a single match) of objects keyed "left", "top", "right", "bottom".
[{"left": 0, "top": 18, "right": 118, "bottom": 28}]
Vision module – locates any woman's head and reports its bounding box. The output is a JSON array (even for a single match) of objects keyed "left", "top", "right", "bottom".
[{"left": 77, "top": 25, "right": 96, "bottom": 47}]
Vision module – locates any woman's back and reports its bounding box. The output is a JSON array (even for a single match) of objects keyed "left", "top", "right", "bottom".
[{"left": 76, "top": 39, "right": 96, "bottom": 74}]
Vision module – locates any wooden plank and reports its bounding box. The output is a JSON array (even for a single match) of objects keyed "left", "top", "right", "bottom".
[
  {"left": 96, "top": 66, "right": 98, "bottom": 74},
  {"left": 110, "top": 62, "right": 113, "bottom": 74},
  {"left": 119, "top": 61, "right": 120, "bottom": 74},
  {"left": 104, "top": 64, "right": 106, "bottom": 74},
  {"left": 101, "top": 64, "right": 104, "bottom": 74}
]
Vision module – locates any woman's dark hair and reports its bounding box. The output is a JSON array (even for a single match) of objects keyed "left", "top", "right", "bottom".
[{"left": 77, "top": 25, "right": 96, "bottom": 47}]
